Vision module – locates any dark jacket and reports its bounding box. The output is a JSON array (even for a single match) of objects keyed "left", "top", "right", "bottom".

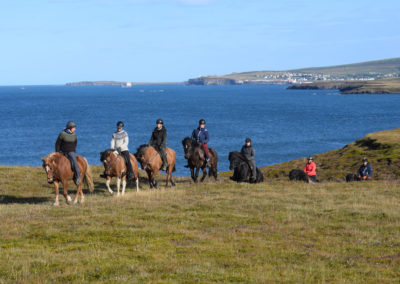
[
  {"left": 149, "top": 127, "right": 167, "bottom": 148},
  {"left": 191, "top": 127, "right": 209, "bottom": 144},
  {"left": 241, "top": 145, "right": 255, "bottom": 161},
  {"left": 55, "top": 129, "right": 77, "bottom": 153},
  {"left": 358, "top": 163, "right": 372, "bottom": 178}
]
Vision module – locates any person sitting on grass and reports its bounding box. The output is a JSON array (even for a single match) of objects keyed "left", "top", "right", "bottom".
[
  {"left": 304, "top": 156, "right": 317, "bottom": 182},
  {"left": 358, "top": 157, "right": 373, "bottom": 180}
]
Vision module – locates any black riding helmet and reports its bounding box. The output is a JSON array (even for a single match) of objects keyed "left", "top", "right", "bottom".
[
  {"left": 199, "top": 119, "right": 206, "bottom": 125},
  {"left": 66, "top": 121, "right": 76, "bottom": 129},
  {"left": 362, "top": 157, "right": 368, "bottom": 162},
  {"left": 245, "top": 137, "right": 251, "bottom": 143},
  {"left": 308, "top": 156, "right": 313, "bottom": 160},
  {"left": 156, "top": 118, "right": 164, "bottom": 125},
  {"left": 117, "top": 121, "right": 124, "bottom": 128}
]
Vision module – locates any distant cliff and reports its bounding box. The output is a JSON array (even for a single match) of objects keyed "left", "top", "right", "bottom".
[{"left": 66, "top": 81, "right": 125, "bottom": 86}]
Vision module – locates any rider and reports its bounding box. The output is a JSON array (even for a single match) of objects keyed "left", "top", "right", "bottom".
[
  {"left": 101, "top": 121, "right": 135, "bottom": 180},
  {"left": 358, "top": 157, "right": 373, "bottom": 180},
  {"left": 191, "top": 119, "right": 210, "bottom": 166},
  {"left": 149, "top": 118, "right": 169, "bottom": 171},
  {"left": 241, "top": 137, "right": 256, "bottom": 182},
  {"left": 55, "top": 121, "right": 81, "bottom": 186},
  {"left": 304, "top": 156, "right": 317, "bottom": 182}
]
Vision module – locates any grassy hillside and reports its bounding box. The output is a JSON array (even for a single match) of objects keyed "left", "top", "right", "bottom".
[
  {"left": 200, "top": 57, "right": 400, "bottom": 82},
  {"left": 1, "top": 165, "right": 400, "bottom": 282},
  {"left": 1, "top": 128, "right": 400, "bottom": 282},
  {"left": 262, "top": 128, "right": 400, "bottom": 181}
]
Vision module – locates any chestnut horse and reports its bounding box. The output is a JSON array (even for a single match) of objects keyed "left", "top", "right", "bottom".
[
  {"left": 100, "top": 149, "right": 140, "bottom": 195},
  {"left": 135, "top": 145, "right": 176, "bottom": 188},
  {"left": 41, "top": 152, "right": 94, "bottom": 206},
  {"left": 182, "top": 137, "right": 218, "bottom": 183}
]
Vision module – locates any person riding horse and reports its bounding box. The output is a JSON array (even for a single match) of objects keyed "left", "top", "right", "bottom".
[
  {"left": 149, "top": 118, "right": 169, "bottom": 171},
  {"left": 55, "top": 121, "right": 81, "bottom": 186},
  {"left": 191, "top": 119, "right": 210, "bottom": 166},
  {"left": 100, "top": 121, "right": 135, "bottom": 181},
  {"left": 240, "top": 138, "right": 256, "bottom": 182}
]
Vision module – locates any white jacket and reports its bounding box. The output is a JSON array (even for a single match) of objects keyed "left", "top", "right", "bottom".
[{"left": 111, "top": 130, "right": 129, "bottom": 152}]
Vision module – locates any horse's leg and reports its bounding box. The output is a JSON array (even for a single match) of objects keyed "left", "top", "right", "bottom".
[
  {"left": 152, "top": 172, "right": 158, "bottom": 188},
  {"left": 73, "top": 184, "right": 81, "bottom": 204},
  {"left": 136, "top": 178, "right": 139, "bottom": 192},
  {"left": 106, "top": 177, "right": 113, "bottom": 195},
  {"left": 63, "top": 180, "right": 72, "bottom": 204},
  {"left": 169, "top": 167, "right": 176, "bottom": 187},
  {"left": 194, "top": 168, "right": 200, "bottom": 183},
  {"left": 53, "top": 181, "right": 60, "bottom": 206},
  {"left": 122, "top": 176, "right": 127, "bottom": 195},
  {"left": 200, "top": 167, "right": 207, "bottom": 182},
  {"left": 146, "top": 170, "right": 153, "bottom": 188},
  {"left": 116, "top": 177, "right": 121, "bottom": 196},
  {"left": 190, "top": 167, "right": 195, "bottom": 182}
]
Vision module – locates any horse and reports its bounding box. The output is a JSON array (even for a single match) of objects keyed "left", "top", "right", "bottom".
[
  {"left": 228, "top": 151, "right": 263, "bottom": 183},
  {"left": 100, "top": 149, "right": 140, "bottom": 195},
  {"left": 345, "top": 173, "right": 361, "bottom": 182},
  {"left": 41, "top": 152, "right": 94, "bottom": 206},
  {"left": 289, "top": 169, "right": 309, "bottom": 182},
  {"left": 135, "top": 145, "right": 176, "bottom": 188},
  {"left": 182, "top": 137, "right": 218, "bottom": 183}
]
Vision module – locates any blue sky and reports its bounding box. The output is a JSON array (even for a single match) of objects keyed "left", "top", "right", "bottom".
[{"left": 0, "top": 0, "right": 399, "bottom": 85}]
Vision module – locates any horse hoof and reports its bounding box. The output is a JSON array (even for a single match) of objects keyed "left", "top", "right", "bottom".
[
  {"left": 67, "top": 195, "right": 72, "bottom": 202},
  {"left": 53, "top": 202, "right": 59, "bottom": 206}
]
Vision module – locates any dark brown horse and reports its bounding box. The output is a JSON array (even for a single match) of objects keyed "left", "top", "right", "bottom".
[
  {"left": 100, "top": 149, "right": 140, "bottom": 195},
  {"left": 41, "top": 152, "right": 94, "bottom": 206},
  {"left": 135, "top": 145, "right": 176, "bottom": 188},
  {"left": 182, "top": 137, "right": 218, "bottom": 183}
]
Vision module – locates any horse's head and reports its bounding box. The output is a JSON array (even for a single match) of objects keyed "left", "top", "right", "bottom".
[
  {"left": 182, "top": 137, "right": 193, "bottom": 159},
  {"left": 100, "top": 150, "right": 117, "bottom": 176},
  {"left": 135, "top": 145, "right": 149, "bottom": 169},
  {"left": 228, "top": 151, "right": 243, "bottom": 170},
  {"left": 41, "top": 155, "right": 57, "bottom": 184}
]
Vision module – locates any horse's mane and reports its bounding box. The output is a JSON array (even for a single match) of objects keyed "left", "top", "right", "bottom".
[
  {"left": 135, "top": 144, "right": 149, "bottom": 159},
  {"left": 43, "top": 152, "right": 62, "bottom": 163},
  {"left": 229, "top": 151, "right": 247, "bottom": 163},
  {"left": 182, "top": 137, "right": 201, "bottom": 148},
  {"left": 100, "top": 149, "right": 114, "bottom": 161}
]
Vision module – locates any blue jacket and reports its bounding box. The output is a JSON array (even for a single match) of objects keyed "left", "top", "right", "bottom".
[
  {"left": 191, "top": 127, "right": 209, "bottom": 144},
  {"left": 358, "top": 163, "right": 372, "bottom": 178}
]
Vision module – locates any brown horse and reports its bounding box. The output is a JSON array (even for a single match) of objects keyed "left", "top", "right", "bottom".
[
  {"left": 100, "top": 149, "right": 140, "bottom": 195},
  {"left": 182, "top": 137, "right": 218, "bottom": 182},
  {"left": 41, "top": 152, "right": 94, "bottom": 206},
  {"left": 135, "top": 145, "right": 176, "bottom": 188}
]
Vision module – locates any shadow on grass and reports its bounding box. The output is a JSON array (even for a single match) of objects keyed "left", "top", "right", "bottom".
[{"left": 0, "top": 195, "right": 51, "bottom": 204}]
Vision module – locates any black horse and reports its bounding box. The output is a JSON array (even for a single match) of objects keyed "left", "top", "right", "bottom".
[
  {"left": 182, "top": 137, "right": 218, "bottom": 183},
  {"left": 288, "top": 169, "right": 309, "bottom": 182},
  {"left": 228, "top": 151, "right": 264, "bottom": 183},
  {"left": 345, "top": 173, "right": 361, "bottom": 182}
]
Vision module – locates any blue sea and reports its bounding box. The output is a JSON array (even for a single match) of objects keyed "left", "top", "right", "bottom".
[{"left": 0, "top": 84, "right": 399, "bottom": 176}]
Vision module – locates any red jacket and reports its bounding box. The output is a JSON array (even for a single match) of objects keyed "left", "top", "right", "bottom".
[{"left": 304, "top": 161, "right": 317, "bottom": 176}]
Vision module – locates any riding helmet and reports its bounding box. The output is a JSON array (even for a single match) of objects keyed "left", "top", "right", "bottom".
[
  {"left": 199, "top": 119, "right": 206, "bottom": 125},
  {"left": 362, "top": 157, "right": 368, "bottom": 162},
  {"left": 117, "top": 121, "right": 124, "bottom": 128},
  {"left": 156, "top": 118, "right": 164, "bottom": 125},
  {"left": 245, "top": 137, "right": 251, "bottom": 143},
  {"left": 308, "top": 156, "right": 313, "bottom": 160},
  {"left": 66, "top": 121, "right": 76, "bottom": 129}
]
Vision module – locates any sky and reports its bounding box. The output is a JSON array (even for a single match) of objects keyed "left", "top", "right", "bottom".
[{"left": 0, "top": 0, "right": 399, "bottom": 85}]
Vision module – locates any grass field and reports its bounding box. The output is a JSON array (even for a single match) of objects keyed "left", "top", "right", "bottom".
[{"left": 1, "top": 163, "right": 400, "bottom": 282}]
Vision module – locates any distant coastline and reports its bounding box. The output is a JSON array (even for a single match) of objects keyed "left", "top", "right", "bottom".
[{"left": 66, "top": 81, "right": 185, "bottom": 87}]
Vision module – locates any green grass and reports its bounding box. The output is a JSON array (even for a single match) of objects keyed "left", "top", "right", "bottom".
[
  {"left": 1, "top": 128, "right": 400, "bottom": 282},
  {"left": 1, "top": 164, "right": 400, "bottom": 282}
]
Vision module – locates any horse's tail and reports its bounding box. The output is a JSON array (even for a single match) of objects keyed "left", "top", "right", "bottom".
[{"left": 83, "top": 158, "right": 94, "bottom": 192}]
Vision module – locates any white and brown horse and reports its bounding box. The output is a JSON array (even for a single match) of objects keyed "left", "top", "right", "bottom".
[
  {"left": 135, "top": 145, "right": 176, "bottom": 188},
  {"left": 100, "top": 149, "right": 139, "bottom": 195},
  {"left": 41, "top": 152, "right": 94, "bottom": 206}
]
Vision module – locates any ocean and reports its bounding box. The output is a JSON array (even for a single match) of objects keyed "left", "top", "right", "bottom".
[{"left": 0, "top": 84, "right": 399, "bottom": 176}]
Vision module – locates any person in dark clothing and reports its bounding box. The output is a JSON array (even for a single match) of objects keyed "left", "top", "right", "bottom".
[
  {"left": 241, "top": 137, "right": 256, "bottom": 182},
  {"left": 149, "top": 118, "right": 169, "bottom": 171},
  {"left": 191, "top": 119, "right": 210, "bottom": 166},
  {"left": 55, "top": 121, "right": 81, "bottom": 185},
  {"left": 358, "top": 157, "right": 373, "bottom": 180}
]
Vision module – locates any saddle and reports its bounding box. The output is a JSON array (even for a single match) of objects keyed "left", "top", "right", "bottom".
[{"left": 63, "top": 153, "right": 76, "bottom": 173}]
